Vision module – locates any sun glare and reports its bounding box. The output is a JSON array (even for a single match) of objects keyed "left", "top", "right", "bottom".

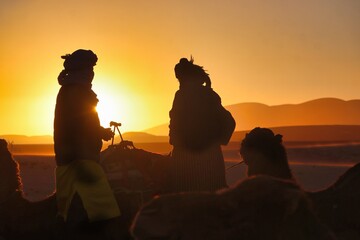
[
  {"left": 96, "top": 94, "right": 124, "bottom": 127},
  {"left": 93, "top": 74, "right": 158, "bottom": 133},
  {"left": 94, "top": 80, "right": 129, "bottom": 130},
  {"left": 96, "top": 99, "right": 117, "bottom": 128}
]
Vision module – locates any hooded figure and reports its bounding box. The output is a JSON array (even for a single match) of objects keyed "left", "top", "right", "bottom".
[{"left": 169, "top": 57, "right": 236, "bottom": 192}]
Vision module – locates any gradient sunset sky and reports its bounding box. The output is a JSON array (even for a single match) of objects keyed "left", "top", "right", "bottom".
[{"left": 0, "top": 0, "right": 359, "bottom": 136}]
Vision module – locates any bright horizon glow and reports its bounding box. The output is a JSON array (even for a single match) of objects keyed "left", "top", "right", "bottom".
[
  {"left": 0, "top": 0, "right": 359, "bottom": 136},
  {"left": 94, "top": 76, "right": 134, "bottom": 132}
]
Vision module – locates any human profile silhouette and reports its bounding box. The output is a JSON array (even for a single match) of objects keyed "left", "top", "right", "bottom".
[
  {"left": 169, "top": 57, "right": 236, "bottom": 192},
  {"left": 240, "top": 127, "right": 293, "bottom": 179},
  {"left": 53, "top": 49, "right": 123, "bottom": 239}
]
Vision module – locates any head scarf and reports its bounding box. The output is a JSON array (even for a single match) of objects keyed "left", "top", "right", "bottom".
[
  {"left": 174, "top": 57, "right": 211, "bottom": 88},
  {"left": 57, "top": 49, "right": 97, "bottom": 86},
  {"left": 240, "top": 127, "right": 283, "bottom": 160}
]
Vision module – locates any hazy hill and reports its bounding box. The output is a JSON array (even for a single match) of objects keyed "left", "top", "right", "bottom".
[
  {"left": 228, "top": 98, "right": 360, "bottom": 131},
  {"left": 117, "top": 125, "right": 360, "bottom": 144},
  {"left": 144, "top": 98, "right": 360, "bottom": 135},
  {"left": 120, "top": 132, "right": 168, "bottom": 143},
  {"left": 0, "top": 132, "right": 168, "bottom": 145},
  {"left": 144, "top": 124, "right": 169, "bottom": 136},
  {"left": 0, "top": 135, "right": 53, "bottom": 144},
  {"left": 129, "top": 125, "right": 360, "bottom": 144},
  {"left": 229, "top": 125, "right": 360, "bottom": 143},
  {"left": 2, "top": 98, "right": 360, "bottom": 144}
]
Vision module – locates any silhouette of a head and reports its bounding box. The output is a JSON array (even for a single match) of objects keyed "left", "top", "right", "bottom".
[
  {"left": 240, "top": 127, "right": 284, "bottom": 161},
  {"left": 0, "top": 139, "right": 8, "bottom": 151},
  {"left": 61, "top": 49, "right": 97, "bottom": 71},
  {"left": 174, "top": 57, "right": 211, "bottom": 87},
  {"left": 240, "top": 127, "right": 292, "bottom": 179}
]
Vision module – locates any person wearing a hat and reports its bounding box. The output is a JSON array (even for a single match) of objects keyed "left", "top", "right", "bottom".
[
  {"left": 169, "top": 57, "right": 236, "bottom": 193},
  {"left": 54, "top": 49, "right": 123, "bottom": 238}
]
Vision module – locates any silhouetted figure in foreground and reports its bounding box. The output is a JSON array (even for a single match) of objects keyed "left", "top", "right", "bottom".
[
  {"left": 169, "top": 57, "right": 235, "bottom": 192},
  {"left": 54, "top": 49, "right": 124, "bottom": 239},
  {"left": 0, "top": 140, "right": 57, "bottom": 240},
  {"left": 240, "top": 127, "right": 293, "bottom": 180},
  {"left": 132, "top": 175, "right": 336, "bottom": 240},
  {"left": 310, "top": 163, "right": 360, "bottom": 239},
  {"left": 239, "top": 128, "right": 360, "bottom": 239},
  {"left": 0, "top": 139, "right": 22, "bottom": 201}
]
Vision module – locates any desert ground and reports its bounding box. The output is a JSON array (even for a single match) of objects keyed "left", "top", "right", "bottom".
[{"left": 12, "top": 142, "right": 360, "bottom": 201}]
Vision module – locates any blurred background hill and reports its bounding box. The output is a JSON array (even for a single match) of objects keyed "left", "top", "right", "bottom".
[{"left": 2, "top": 98, "right": 360, "bottom": 146}]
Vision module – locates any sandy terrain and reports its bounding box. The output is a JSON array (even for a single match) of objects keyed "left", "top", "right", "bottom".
[
  {"left": 14, "top": 155, "right": 56, "bottom": 201},
  {"left": 13, "top": 143, "right": 359, "bottom": 201}
]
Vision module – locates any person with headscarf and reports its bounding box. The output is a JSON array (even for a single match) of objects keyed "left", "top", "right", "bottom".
[
  {"left": 54, "top": 49, "right": 124, "bottom": 239},
  {"left": 240, "top": 127, "right": 293, "bottom": 179},
  {"left": 169, "top": 57, "right": 236, "bottom": 192}
]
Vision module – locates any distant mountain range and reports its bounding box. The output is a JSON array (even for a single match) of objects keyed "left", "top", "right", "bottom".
[
  {"left": 0, "top": 135, "right": 54, "bottom": 144},
  {"left": 144, "top": 98, "right": 360, "bottom": 135},
  {"left": 2, "top": 98, "right": 360, "bottom": 144},
  {"left": 229, "top": 125, "right": 360, "bottom": 143},
  {"left": 0, "top": 132, "right": 168, "bottom": 145},
  {"left": 3, "top": 125, "right": 360, "bottom": 146}
]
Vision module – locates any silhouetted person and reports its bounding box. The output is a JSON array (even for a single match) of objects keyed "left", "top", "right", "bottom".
[
  {"left": 0, "top": 139, "right": 22, "bottom": 200},
  {"left": 54, "top": 49, "right": 123, "bottom": 239},
  {"left": 240, "top": 127, "right": 293, "bottom": 179},
  {"left": 169, "top": 57, "right": 235, "bottom": 192}
]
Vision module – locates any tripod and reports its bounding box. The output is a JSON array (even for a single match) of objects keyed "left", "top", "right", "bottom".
[
  {"left": 110, "top": 121, "right": 134, "bottom": 149},
  {"left": 110, "top": 121, "right": 123, "bottom": 145}
]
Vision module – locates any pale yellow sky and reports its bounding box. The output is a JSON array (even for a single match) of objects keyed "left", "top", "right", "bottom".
[{"left": 0, "top": 0, "right": 359, "bottom": 135}]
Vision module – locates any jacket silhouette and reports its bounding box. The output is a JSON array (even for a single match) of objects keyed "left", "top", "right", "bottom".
[
  {"left": 54, "top": 50, "right": 111, "bottom": 165},
  {"left": 169, "top": 57, "right": 235, "bottom": 192}
]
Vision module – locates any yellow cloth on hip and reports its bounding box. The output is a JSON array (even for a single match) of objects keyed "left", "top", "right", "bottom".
[{"left": 56, "top": 159, "right": 120, "bottom": 222}]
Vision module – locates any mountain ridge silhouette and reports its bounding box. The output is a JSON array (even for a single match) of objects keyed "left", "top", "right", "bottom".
[
  {"left": 2, "top": 98, "right": 360, "bottom": 144},
  {"left": 145, "top": 98, "right": 360, "bottom": 135}
]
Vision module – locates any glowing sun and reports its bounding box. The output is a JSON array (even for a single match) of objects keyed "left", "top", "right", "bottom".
[{"left": 94, "top": 81, "right": 127, "bottom": 130}]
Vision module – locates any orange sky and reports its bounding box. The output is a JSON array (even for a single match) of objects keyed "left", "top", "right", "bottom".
[{"left": 0, "top": 0, "right": 359, "bottom": 136}]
